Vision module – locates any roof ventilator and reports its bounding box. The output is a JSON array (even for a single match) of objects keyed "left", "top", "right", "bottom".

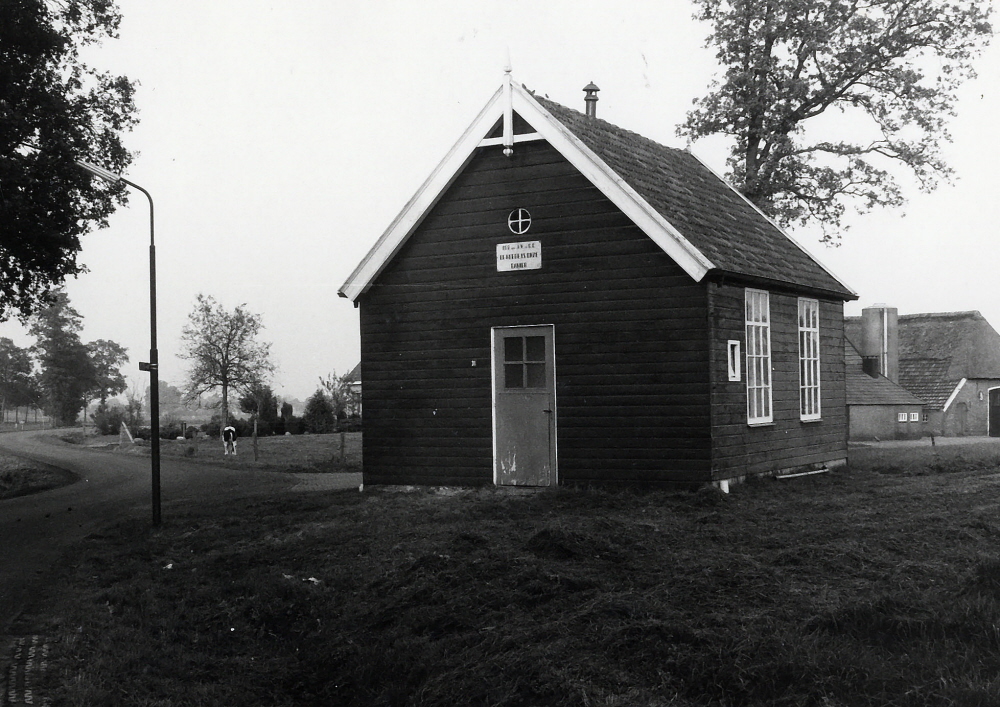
[{"left": 583, "top": 82, "right": 599, "bottom": 118}]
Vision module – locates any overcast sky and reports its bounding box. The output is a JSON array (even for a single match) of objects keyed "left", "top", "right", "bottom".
[{"left": 2, "top": 1, "right": 997, "bottom": 402}]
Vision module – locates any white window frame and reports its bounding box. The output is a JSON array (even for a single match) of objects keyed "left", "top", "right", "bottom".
[
  {"left": 798, "top": 298, "right": 822, "bottom": 421},
  {"left": 727, "top": 340, "right": 741, "bottom": 381},
  {"left": 909, "top": 412, "right": 920, "bottom": 422},
  {"left": 897, "top": 412, "right": 908, "bottom": 423},
  {"left": 745, "top": 289, "right": 773, "bottom": 425}
]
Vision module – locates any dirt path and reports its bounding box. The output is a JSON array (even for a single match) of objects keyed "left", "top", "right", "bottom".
[{"left": 0, "top": 429, "right": 359, "bottom": 678}]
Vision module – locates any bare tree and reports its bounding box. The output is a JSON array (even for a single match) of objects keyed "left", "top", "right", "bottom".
[{"left": 178, "top": 294, "right": 274, "bottom": 429}]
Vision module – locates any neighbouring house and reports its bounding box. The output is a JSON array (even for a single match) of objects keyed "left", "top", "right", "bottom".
[
  {"left": 345, "top": 363, "right": 362, "bottom": 417},
  {"left": 845, "top": 307, "right": 1000, "bottom": 437},
  {"left": 845, "top": 336, "right": 925, "bottom": 441},
  {"left": 339, "top": 74, "right": 857, "bottom": 488}
]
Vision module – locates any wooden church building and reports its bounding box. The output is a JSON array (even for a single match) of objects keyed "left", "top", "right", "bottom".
[{"left": 339, "top": 74, "right": 858, "bottom": 488}]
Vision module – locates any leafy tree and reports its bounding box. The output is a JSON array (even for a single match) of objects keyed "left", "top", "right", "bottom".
[
  {"left": 29, "top": 291, "right": 95, "bottom": 425},
  {"left": 0, "top": 338, "right": 33, "bottom": 422},
  {"left": 239, "top": 380, "right": 278, "bottom": 429},
  {"left": 124, "top": 379, "right": 144, "bottom": 433},
  {"left": 319, "top": 370, "right": 361, "bottom": 420},
  {"left": 0, "top": 0, "right": 138, "bottom": 320},
  {"left": 179, "top": 294, "right": 274, "bottom": 429},
  {"left": 87, "top": 338, "right": 128, "bottom": 406},
  {"left": 679, "top": 0, "right": 993, "bottom": 238},
  {"left": 303, "top": 390, "right": 335, "bottom": 434},
  {"left": 239, "top": 378, "right": 279, "bottom": 460}
]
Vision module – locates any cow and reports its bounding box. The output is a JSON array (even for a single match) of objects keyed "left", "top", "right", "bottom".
[{"left": 223, "top": 425, "right": 238, "bottom": 456}]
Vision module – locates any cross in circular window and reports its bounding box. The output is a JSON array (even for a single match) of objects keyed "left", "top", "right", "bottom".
[{"left": 508, "top": 208, "right": 531, "bottom": 235}]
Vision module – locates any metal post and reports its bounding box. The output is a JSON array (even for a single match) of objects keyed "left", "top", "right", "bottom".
[
  {"left": 126, "top": 179, "right": 161, "bottom": 527},
  {"left": 148, "top": 213, "right": 160, "bottom": 526},
  {"left": 77, "top": 162, "right": 161, "bottom": 526}
]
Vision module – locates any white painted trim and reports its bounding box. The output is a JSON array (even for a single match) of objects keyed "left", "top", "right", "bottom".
[
  {"left": 338, "top": 80, "right": 717, "bottom": 302},
  {"left": 942, "top": 378, "right": 967, "bottom": 413},
  {"left": 798, "top": 297, "right": 822, "bottom": 421},
  {"left": 745, "top": 288, "right": 774, "bottom": 425},
  {"left": 988, "top": 385, "right": 1000, "bottom": 437},
  {"left": 478, "top": 132, "right": 544, "bottom": 147},
  {"left": 502, "top": 67, "right": 513, "bottom": 154},
  {"left": 490, "top": 327, "right": 498, "bottom": 486},
  {"left": 686, "top": 150, "right": 858, "bottom": 299},
  {"left": 339, "top": 86, "right": 505, "bottom": 302},
  {"left": 511, "top": 88, "right": 714, "bottom": 281},
  {"left": 727, "top": 340, "right": 741, "bottom": 381}
]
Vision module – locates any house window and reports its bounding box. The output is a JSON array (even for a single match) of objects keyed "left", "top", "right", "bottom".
[
  {"left": 745, "top": 289, "right": 772, "bottom": 424},
  {"left": 909, "top": 412, "right": 920, "bottom": 422},
  {"left": 897, "top": 412, "right": 908, "bottom": 423},
  {"left": 798, "top": 298, "right": 821, "bottom": 421},
  {"left": 727, "top": 340, "right": 741, "bottom": 381}
]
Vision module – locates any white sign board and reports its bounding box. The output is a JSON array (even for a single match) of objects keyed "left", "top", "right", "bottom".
[{"left": 496, "top": 241, "right": 542, "bottom": 272}]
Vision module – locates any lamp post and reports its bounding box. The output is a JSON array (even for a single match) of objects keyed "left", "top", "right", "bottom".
[{"left": 76, "top": 160, "right": 161, "bottom": 526}]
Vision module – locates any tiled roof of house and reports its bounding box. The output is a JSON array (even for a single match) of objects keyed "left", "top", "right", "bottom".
[
  {"left": 845, "top": 341, "right": 925, "bottom": 406},
  {"left": 846, "top": 311, "right": 1000, "bottom": 410},
  {"left": 897, "top": 358, "right": 957, "bottom": 410},
  {"left": 897, "top": 312, "right": 1000, "bottom": 378},
  {"left": 535, "top": 96, "right": 856, "bottom": 299}
]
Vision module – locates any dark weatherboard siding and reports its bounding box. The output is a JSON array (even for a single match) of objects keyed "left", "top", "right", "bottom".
[
  {"left": 707, "top": 283, "right": 848, "bottom": 479},
  {"left": 359, "top": 140, "right": 713, "bottom": 486}
]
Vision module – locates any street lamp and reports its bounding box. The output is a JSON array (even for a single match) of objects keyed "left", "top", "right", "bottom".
[{"left": 76, "top": 160, "right": 161, "bottom": 526}]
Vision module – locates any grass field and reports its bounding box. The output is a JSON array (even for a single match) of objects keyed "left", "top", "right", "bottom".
[
  {"left": 71, "top": 430, "right": 362, "bottom": 473},
  {"left": 0, "top": 451, "right": 75, "bottom": 500},
  {"left": 14, "top": 440, "right": 1000, "bottom": 706}
]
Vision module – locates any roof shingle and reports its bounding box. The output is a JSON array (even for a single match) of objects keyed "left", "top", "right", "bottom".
[{"left": 536, "top": 97, "right": 855, "bottom": 299}]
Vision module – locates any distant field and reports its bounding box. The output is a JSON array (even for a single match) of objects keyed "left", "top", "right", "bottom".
[
  {"left": 73, "top": 430, "right": 362, "bottom": 473},
  {"left": 16, "top": 439, "right": 1000, "bottom": 706}
]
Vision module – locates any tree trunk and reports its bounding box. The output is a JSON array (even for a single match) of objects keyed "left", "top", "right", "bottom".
[{"left": 252, "top": 414, "right": 259, "bottom": 462}]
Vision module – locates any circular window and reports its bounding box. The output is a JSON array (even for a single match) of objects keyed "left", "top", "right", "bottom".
[{"left": 508, "top": 208, "right": 531, "bottom": 235}]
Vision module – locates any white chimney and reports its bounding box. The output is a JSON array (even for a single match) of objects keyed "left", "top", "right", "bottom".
[{"left": 860, "top": 305, "right": 899, "bottom": 383}]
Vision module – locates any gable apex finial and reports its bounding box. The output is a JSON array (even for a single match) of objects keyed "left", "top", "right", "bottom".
[{"left": 502, "top": 48, "right": 514, "bottom": 157}]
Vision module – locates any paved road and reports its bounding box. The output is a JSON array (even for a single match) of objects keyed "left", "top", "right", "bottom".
[{"left": 0, "top": 429, "right": 361, "bottom": 643}]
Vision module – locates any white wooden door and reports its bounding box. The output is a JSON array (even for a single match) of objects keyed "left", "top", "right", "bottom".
[{"left": 492, "top": 326, "right": 556, "bottom": 486}]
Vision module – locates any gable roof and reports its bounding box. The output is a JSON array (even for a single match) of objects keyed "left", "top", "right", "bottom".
[
  {"left": 845, "top": 310, "right": 1000, "bottom": 410},
  {"left": 339, "top": 78, "right": 856, "bottom": 302},
  {"left": 845, "top": 340, "right": 924, "bottom": 407}
]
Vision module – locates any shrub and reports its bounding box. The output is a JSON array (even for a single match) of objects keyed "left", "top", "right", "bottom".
[
  {"left": 92, "top": 403, "right": 129, "bottom": 436},
  {"left": 285, "top": 415, "right": 305, "bottom": 435},
  {"left": 303, "top": 390, "right": 335, "bottom": 434},
  {"left": 202, "top": 415, "right": 256, "bottom": 439},
  {"left": 337, "top": 415, "right": 363, "bottom": 432}
]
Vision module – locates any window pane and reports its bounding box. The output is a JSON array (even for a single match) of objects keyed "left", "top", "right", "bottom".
[
  {"left": 504, "top": 363, "right": 523, "bottom": 388},
  {"left": 525, "top": 336, "right": 545, "bottom": 362},
  {"left": 525, "top": 363, "right": 546, "bottom": 388},
  {"left": 504, "top": 337, "right": 523, "bottom": 363}
]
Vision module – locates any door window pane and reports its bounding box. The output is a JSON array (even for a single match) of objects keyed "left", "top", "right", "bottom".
[
  {"left": 504, "top": 363, "right": 524, "bottom": 388},
  {"left": 525, "top": 363, "right": 546, "bottom": 388},
  {"left": 504, "top": 337, "right": 523, "bottom": 363},
  {"left": 525, "top": 336, "right": 545, "bottom": 362}
]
